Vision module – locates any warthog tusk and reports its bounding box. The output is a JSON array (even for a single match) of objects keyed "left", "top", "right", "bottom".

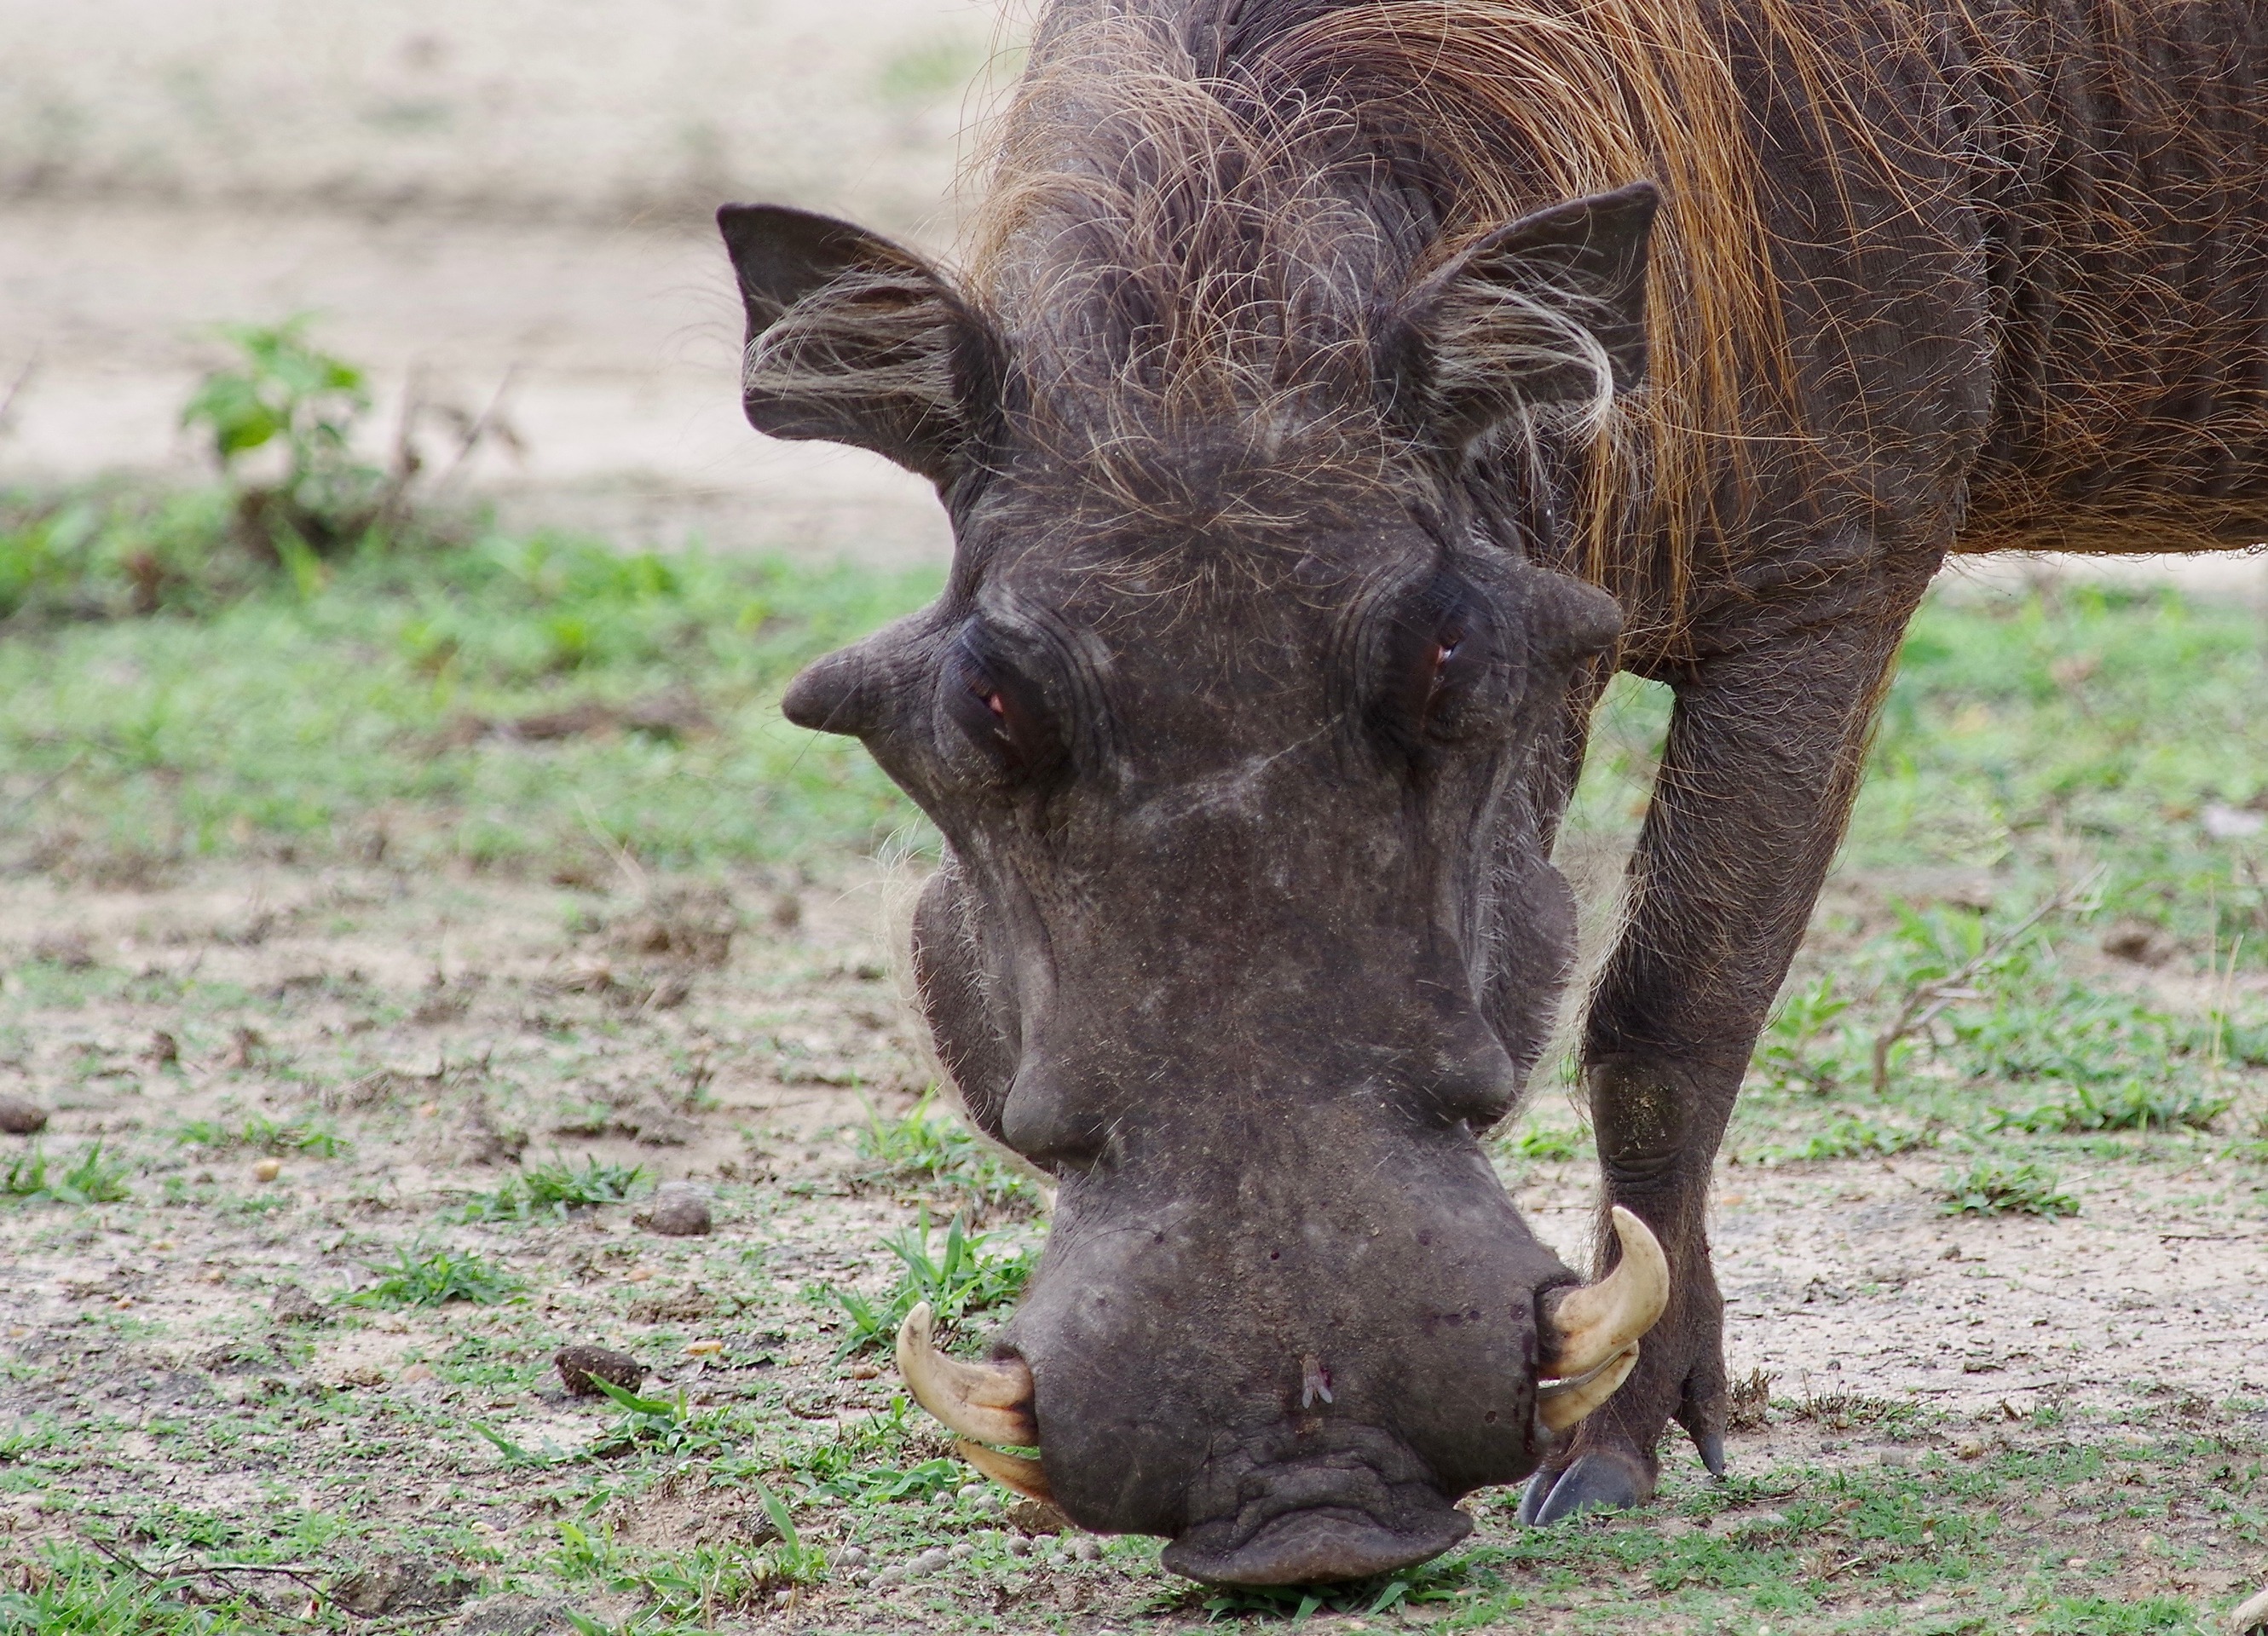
[
  {"left": 1535, "top": 1345, "right": 1639, "bottom": 1433},
  {"left": 1540, "top": 1205, "right": 1669, "bottom": 1380},
  {"left": 955, "top": 1440, "right": 1053, "bottom": 1502},
  {"left": 896, "top": 1301, "right": 1039, "bottom": 1447}
]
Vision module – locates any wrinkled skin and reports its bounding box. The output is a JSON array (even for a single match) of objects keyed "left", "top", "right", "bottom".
[
  {"left": 788, "top": 493, "right": 1624, "bottom": 1578},
  {"left": 722, "top": 0, "right": 2268, "bottom": 1582}
]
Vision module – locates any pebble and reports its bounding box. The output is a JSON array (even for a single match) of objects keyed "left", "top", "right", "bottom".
[
  {"left": 946, "top": 1543, "right": 973, "bottom": 1564},
  {"left": 0, "top": 1096, "right": 47, "bottom": 1136},
  {"left": 555, "top": 1345, "right": 646, "bottom": 1397},
  {"left": 1006, "top": 1535, "right": 1033, "bottom": 1558},
  {"left": 253, "top": 1157, "right": 282, "bottom": 1183},
  {"left": 909, "top": 1549, "right": 949, "bottom": 1576},
  {"left": 835, "top": 1547, "right": 869, "bottom": 1570},
  {"left": 635, "top": 1182, "right": 713, "bottom": 1237},
  {"left": 1954, "top": 1437, "right": 1986, "bottom": 1460},
  {"left": 398, "top": 1363, "right": 436, "bottom": 1384},
  {"left": 1071, "top": 1537, "right": 1103, "bottom": 1562}
]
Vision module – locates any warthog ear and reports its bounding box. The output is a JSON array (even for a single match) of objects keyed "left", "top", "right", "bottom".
[
  {"left": 1392, "top": 181, "right": 1659, "bottom": 451},
  {"left": 717, "top": 204, "right": 999, "bottom": 484}
]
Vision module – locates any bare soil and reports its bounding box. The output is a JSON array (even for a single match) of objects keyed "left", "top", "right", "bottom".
[{"left": 1, "top": 856, "right": 2263, "bottom": 1628}]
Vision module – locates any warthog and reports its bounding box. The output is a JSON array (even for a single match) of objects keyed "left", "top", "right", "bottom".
[{"left": 718, "top": 0, "right": 2268, "bottom": 1585}]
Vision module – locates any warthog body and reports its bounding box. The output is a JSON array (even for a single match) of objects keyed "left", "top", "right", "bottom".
[{"left": 719, "top": 0, "right": 2268, "bottom": 1583}]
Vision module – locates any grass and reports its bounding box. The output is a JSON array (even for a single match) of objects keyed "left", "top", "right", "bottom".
[
  {"left": 849, "top": 1092, "right": 1042, "bottom": 1217},
  {"left": 174, "top": 1115, "right": 349, "bottom": 1158},
  {"left": 824, "top": 1209, "right": 1037, "bottom": 1360},
  {"left": 0, "top": 487, "right": 939, "bottom": 878},
  {"left": 1939, "top": 1158, "right": 2082, "bottom": 1219},
  {"left": 343, "top": 1245, "right": 524, "bottom": 1308},
  {"left": 1, "top": 1144, "right": 132, "bottom": 1206},
  {"left": 455, "top": 1156, "right": 650, "bottom": 1222},
  {"left": 7, "top": 465, "right": 2268, "bottom": 1634}
]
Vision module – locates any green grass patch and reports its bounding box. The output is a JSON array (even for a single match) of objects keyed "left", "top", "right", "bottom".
[
  {"left": 343, "top": 1245, "right": 523, "bottom": 1308},
  {"left": 1939, "top": 1158, "right": 2081, "bottom": 1218},
  {"left": 847, "top": 1091, "right": 1041, "bottom": 1217},
  {"left": 454, "top": 1156, "right": 649, "bottom": 1223},
  {"left": 175, "top": 1114, "right": 349, "bottom": 1158},
  {"left": 1, "top": 1143, "right": 131, "bottom": 1206},
  {"left": 822, "top": 1209, "right": 1036, "bottom": 1360}
]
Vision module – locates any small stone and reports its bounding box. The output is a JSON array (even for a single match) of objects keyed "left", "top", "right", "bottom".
[
  {"left": 1004, "top": 1495, "right": 1070, "bottom": 1535},
  {"left": 835, "top": 1547, "right": 869, "bottom": 1570},
  {"left": 1954, "top": 1437, "right": 1986, "bottom": 1460},
  {"left": 0, "top": 1096, "right": 49, "bottom": 1136},
  {"left": 253, "top": 1157, "right": 282, "bottom": 1183},
  {"left": 957, "top": 1483, "right": 988, "bottom": 1501},
  {"left": 633, "top": 1183, "right": 712, "bottom": 1237},
  {"left": 398, "top": 1363, "right": 436, "bottom": 1384},
  {"left": 555, "top": 1345, "right": 645, "bottom": 1397},
  {"left": 1006, "top": 1535, "right": 1033, "bottom": 1558},
  {"left": 1071, "top": 1537, "right": 1103, "bottom": 1562},
  {"left": 947, "top": 1543, "right": 974, "bottom": 1564},
  {"left": 909, "top": 1549, "right": 949, "bottom": 1576},
  {"left": 272, "top": 1285, "right": 327, "bottom": 1326},
  {"left": 872, "top": 1566, "right": 903, "bottom": 1586},
  {"left": 683, "top": 1339, "right": 724, "bottom": 1357}
]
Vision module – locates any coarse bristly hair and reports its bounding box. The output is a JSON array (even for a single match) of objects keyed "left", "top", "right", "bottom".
[
  {"left": 931, "top": 0, "right": 2268, "bottom": 619},
  {"left": 961, "top": 0, "right": 1783, "bottom": 600}
]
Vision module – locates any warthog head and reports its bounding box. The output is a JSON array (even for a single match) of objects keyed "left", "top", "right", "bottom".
[{"left": 719, "top": 177, "right": 1667, "bottom": 1585}]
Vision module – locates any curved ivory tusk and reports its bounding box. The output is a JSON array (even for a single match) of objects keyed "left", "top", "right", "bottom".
[
  {"left": 1540, "top": 1205, "right": 1669, "bottom": 1380},
  {"left": 896, "top": 1301, "right": 1039, "bottom": 1447},
  {"left": 1536, "top": 1345, "right": 1639, "bottom": 1433},
  {"left": 956, "top": 1440, "right": 1053, "bottom": 1502}
]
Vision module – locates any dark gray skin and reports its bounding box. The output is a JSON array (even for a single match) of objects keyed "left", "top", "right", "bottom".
[{"left": 719, "top": 0, "right": 2268, "bottom": 1583}]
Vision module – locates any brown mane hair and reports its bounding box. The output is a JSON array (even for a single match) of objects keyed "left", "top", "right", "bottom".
[{"left": 955, "top": 0, "right": 2268, "bottom": 611}]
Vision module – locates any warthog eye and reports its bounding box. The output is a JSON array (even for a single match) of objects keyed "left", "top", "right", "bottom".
[
  {"left": 945, "top": 636, "right": 1065, "bottom": 780},
  {"left": 1372, "top": 576, "right": 1501, "bottom": 752}
]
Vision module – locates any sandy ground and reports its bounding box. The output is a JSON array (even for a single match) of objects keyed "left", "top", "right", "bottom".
[
  {"left": 0, "top": 856, "right": 2261, "bottom": 1432},
  {"left": 0, "top": 859, "right": 2261, "bottom": 1627}
]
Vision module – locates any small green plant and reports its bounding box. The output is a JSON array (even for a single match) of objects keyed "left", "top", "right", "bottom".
[
  {"left": 824, "top": 1208, "right": 1036, "bottom": 1359},
  {"left": 344, "top": 1245, "right": 523, "bottom": 1307},
  {"left": 850, "top": 1090, "right": 1040, "bottom": 1215},
  {"left": 456, "top": 1155, "right": 649, "bottom": 1221},
  {"left": 1938, "top": 1159, "right": 2079, "bottom": 1219},
  {"left": 580, "top": 1375, "right": 728, "bottom": 1460},
  {"left": 175, "top": 1114, "right": 349, "bottom": 1157},
  {"left": 181, "top": 319, "right": 382, "bottom": 553},
  {"left": 1796, "top": 1115, "right": 1934, "bottom": 1161},
  {"left": 749, "top": 1478, "right": 828, "bottom": 1587},
  {"left": 0, "top": 1540, "right": 252, "bottom": 1636},
  {"left": 1992, "top": 1081, "right": 2230, "bottom": 1134},
  {"left": 1, "top": 1143, "right": 132, "bottom": 1205},
  {"left": 1753, "top": 974, "right": 1864, "bottom": 1094},
  {"left": 1502, "top": 1124, "right": 1585, "bottom": 1161}
]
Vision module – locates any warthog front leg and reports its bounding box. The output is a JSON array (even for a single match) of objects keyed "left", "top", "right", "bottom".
[{"left": 1521, "top": 563, "right": 1936, "bottom": 1524}]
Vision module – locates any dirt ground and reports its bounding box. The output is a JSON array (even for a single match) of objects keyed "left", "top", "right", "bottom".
[
  {"left": 1, "top": 854, "right": 2263, "bottom": 1629},
  {"left": 3, "top": 5, "right": 2267, "bottom": 1628}
]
